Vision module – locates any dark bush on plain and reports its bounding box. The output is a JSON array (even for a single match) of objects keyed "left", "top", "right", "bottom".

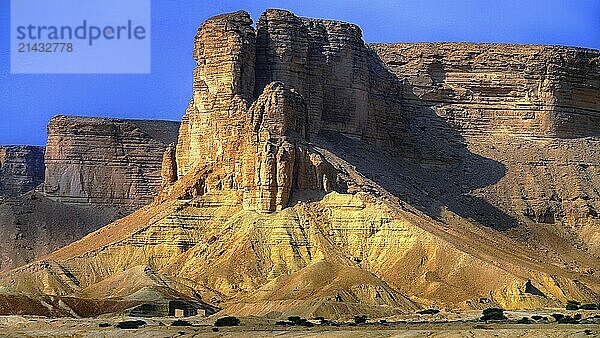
[
  {"left": 116, "top": 320, "right": 146, "bottom": 329},
  {"left": 579, "top": 303, "right": 599, "bottom": 310},
  {"left": 566, "top": 300, "right": 580, "bottom": 310},
  {"left": 517, "top": 317, "right": 532, "bottom": 324},
  {"left": 353, "top": 315, "right": 368, "bottom": 324},
  {"left": 480, "top": 308, "right": 507, "bottom": 321},
  {"left": 98, "top": 323, "right": 111, "bottom": 327},
  {"left": 286, "top": 316, "right": 314, "bottom": 327},
  {"left": 171, "top": 320, "right": 192, "bottom": 326},
  {"left": 214, "top": 316, "right": 240, "bottom": 327}
]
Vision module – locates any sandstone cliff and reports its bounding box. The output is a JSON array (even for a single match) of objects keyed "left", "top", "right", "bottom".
[
  {"left": 44, "top": 115, "right": 180, "bottom": 211},
  {"left": 0, "top": 146, "right": 44, "bottom": 197},
  {"left": 1, "top": 10, "right": 599, "bottom": 320},
  {"left": 371, "top": 43, "right": 600, "bottom": 257}
]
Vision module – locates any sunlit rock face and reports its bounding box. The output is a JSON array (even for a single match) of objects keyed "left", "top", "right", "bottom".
[
  {"left": 175, "top": 10, "right": 403, "bottom": 212},
  {"left": 44, "top": 115, "right": 180, "bottom": 211}
]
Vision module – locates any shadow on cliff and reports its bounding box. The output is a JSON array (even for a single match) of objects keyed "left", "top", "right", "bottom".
[{"left": 315, "top": 52, "right": 519, "bottom": 231}]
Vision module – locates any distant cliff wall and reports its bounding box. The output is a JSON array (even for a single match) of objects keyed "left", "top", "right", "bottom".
[
  {"left": 44, "top": 115, "right": 180, "bottom": 210},
  {"left": 371, "top": 43, "right": 600, "bottom": 139},
  {"left": 0, "top": 146, "right": 45, "bottom": 197}
]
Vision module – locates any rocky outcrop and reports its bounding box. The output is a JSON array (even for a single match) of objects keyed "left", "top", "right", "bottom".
[
  {"left": 175, "top": 10, "right": 342, "bottom": 213},
  {"left": 0, "top": 146, "right": 45, "bottom": 197},
  {"left": 44, "top": 115, "right": 180, "bottom": 211}
]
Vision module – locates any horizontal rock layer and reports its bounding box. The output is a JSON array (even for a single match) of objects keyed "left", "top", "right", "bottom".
[
  {"left": 0, "top": 146, "right": 45, "bottom": 197},
  {"left": 372, "top": 43, "right": 600, "bottom": 139},
  {"left": 44, "top": 115, "right": 180, "bottom": 211}
]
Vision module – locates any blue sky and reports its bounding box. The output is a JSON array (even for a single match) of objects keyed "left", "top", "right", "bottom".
[{"left": 1, "top": 0, "right": 599, "bottom": 145}]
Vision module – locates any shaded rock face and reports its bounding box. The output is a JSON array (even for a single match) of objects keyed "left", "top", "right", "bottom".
[
  {"left": 44, "top": 115, "right": 180, "bottom": 211},
  {"left": 0, "top": 146, "right": 45, "bottom": 197},
  {"left": 372, "top": 43, "right": 600, "bottom": 139},
  {"left": 0, "top": 192, "right": 122, "bottom": 272},
  {"left": 370, "top": 43, "right": 600, "bottom": 254}
]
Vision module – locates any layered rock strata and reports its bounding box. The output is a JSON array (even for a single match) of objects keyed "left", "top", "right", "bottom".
[
  {"left": 372, "top": 43, "right": 600, "bottom": 139},
  {"left": 372, "top": 43, "right": 600, "bottom": 254},
  {"left": 175, "top": 10, "right": 350, "bottom": 212},
  {"left": 0, "top": 146, "right": 45, "bottom": 197},
  {"left": 44, "top": 115, "right": 180, "bottom": 211}
]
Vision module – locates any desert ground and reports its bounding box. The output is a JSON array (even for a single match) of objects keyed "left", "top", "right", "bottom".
[{"left": 1, "top": 310, "right": 599, "bottom": 337}]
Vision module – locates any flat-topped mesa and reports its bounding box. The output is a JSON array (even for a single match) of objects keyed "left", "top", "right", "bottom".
[
  {"left": 175, "top": 9, "right": 402, "bottom": 212},
  {"left": 0, "top": 146, "right": 45, "bottom": 197},
  {"left": 44, "top": 115, "right": 180, "bottom": 211},
  {"left": 372, "top": 43, "right": 600, "bottom": 139}
]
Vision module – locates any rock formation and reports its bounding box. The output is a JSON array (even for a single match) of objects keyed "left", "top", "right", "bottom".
[
  {"left": 1, "top": 10, "right": 599, "bottom": 320},
  {"left": 372, "top": 43, "right": 600, "bottom": 256},
  {"left": 0, "top": 146, "right": 44, "bottom": 197},
  {"left": 44, "top": 115, "right": 180, "bottom": 211}
]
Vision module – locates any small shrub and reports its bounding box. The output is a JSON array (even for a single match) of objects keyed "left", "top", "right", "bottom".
[
  {"left": 214, "top": 316, "right": 240, "bottom": 327},
  {"left": 417, "top": 309, "right": 440, "bottom": 315},
  {"left": 212, "top": 327, "right": 219, "bottom": 332},
  {"left": 517, "top": 317, "right": 532, "bottom": 324},
  {"left": 551, "top": 313, "right": 565, "bottom": 321},
  {"left": 286, "top": 316, "right": 313, "bottom": 327},
  {"left": 287, "top": 316, "right": 302, "bottom": 325},
  {"left": 480, "top": 308, "right": 507, "bottom": 321},
  {"left": 353, "top": 315, "right": 368, "bottom": 324},
  {"left": 116, "top": 320, "right": 146, "bottom": 329},
  {"left": 171, "top": 320, "right": 192, "bottom": 326},
  {"left": 557, "top": 315, "right": 579, "bottom": 324},
  {"left": 98, "top": 323, "right": 111, "bottom": 328},
  {"left": 566, "top": 300, "right": 580, "bottom": 310},
  {"left": 531, "top": 315, "right": 544, "bottom": 321}
]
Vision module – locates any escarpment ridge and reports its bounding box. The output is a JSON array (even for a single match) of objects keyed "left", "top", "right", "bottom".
[{"left": 0, "top": 9, "right": 598, "bottom": 320}]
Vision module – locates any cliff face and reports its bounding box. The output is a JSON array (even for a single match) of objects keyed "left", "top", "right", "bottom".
[
  {"left": 1, "top": 10, "right": 599, "bottom": 320},
  {"left": 372, "top": 43, "right": 600, "bottom": 139},
  {"left": 0, "top": 192, "right": 122, "bottom": 272},
  {"left": 0, "top": 146, "right": 45, "bottom": 197},
  {"left": 372, "top": 43, "right": 600, "bottom": 255},
  {"left": 44, "top": 115, "right": 180, "bottom": 211}
]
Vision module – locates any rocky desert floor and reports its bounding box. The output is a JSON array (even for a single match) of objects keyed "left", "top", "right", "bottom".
[{"left": 1, "top": 311, "right": 599, "bottom": 338}]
